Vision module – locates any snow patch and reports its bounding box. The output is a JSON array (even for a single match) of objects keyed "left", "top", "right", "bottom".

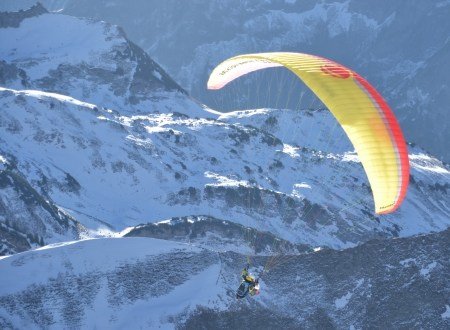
[
  {"left": 0, "top": 87, "right": 97, "bottom": 109},
  {"left": 335, "top": 291, "right": 353, "bottom": 309},
  {"left": 0, "top": 155, "right": 7, "bottom": 164},
  {"left": 283, "top": 144, "right": 300, "bottom": 157},
  {"left": 334, "top": 278, "right": 365, "bottom": 309},
  {"left": 36, "top": 239, "right": 88, "bottom": 251},
  {"left": 419, "top": 261, "right": 437, "bottom": 279},
  {"left": 205, "top": 171, "right": 252, "bottom": 187},
  {"left": 341, "top": 152, "right": 360, "bottom": 163},
  {"left": 400, "top": 258, "right": 416, "bottom": 266},
  {"left": 218, "top": 108, "right": 271, "bottom": 120},
  {"left": 442, "top": 305, "right": 450, "bottom": 319},
  {"left": 292, "top": 182, "right": 312, "bottom": 198},
  {"left": 410, "top": 154, "right": 450, "bottom": 175},
  {"left": 295, "top": 182, "right": 311, "bottom": 189},
  {"left": 153, "top": 70, "right": 163, "bottom": 80}
]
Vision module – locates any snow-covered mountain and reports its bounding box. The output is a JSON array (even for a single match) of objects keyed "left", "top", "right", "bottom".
[
  {"left": 0, "top": 6, "right": 448, "bottom": 249},
  {"left": 0, "top": 2, "right": 197, "bottom": 117},
  {"left": 0, "top": 4, "right": 449, "bottom": 328},
  {"left": 39, "top": 0, "right": 450, "bottom": 163},
  {"left": 0, "top": 0, "right": 448, "bottom": 260},
  {"left": 1, "top": 85, "right": 449, "bottom": 252},
  {"left": 0, "top": 228, "right": 448, "bottom": 328}
]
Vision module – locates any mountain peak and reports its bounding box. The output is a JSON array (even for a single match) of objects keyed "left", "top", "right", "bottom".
[
  {"left": 0, "top": 9, "right": 187, "bottom": 114},
  {"left": 0, "top": 2, "right": 47, "bottom": 27}
]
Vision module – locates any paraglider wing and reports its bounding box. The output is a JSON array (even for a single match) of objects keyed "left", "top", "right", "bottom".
[{"left": 207, "top": 52, "right": 409, "bottom": 214}]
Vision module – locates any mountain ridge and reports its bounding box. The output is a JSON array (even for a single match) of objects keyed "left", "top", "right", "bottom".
[
  {"left": 1, "top": 85, "right": 448, "bottom": 254},
  {"left": 0, "top": 226, "right": 448, "bottom": 328}
]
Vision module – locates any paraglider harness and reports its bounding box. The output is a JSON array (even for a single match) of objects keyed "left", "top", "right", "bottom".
[{"left": 236, "top": 264, "right": 260, "bottom": 299}]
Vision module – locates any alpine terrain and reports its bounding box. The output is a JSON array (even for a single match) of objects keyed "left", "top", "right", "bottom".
[
  {"left": 0, "top": 2, "right": 449, "bottom": 329},
  {"left": 38, "top": 0, "right": 450, "bottom": 163}
]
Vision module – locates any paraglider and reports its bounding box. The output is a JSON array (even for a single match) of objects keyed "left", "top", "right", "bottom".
[
  {"left": 207, "top": 52, "right": 409, "bottom": 214},
  {"left": 236, "top": 264, "right": 260, "bottom": 299}
]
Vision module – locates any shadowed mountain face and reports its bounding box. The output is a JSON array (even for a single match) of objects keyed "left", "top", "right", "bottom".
[
  {"left": 0, "top": 2, "right": 47, "bottom": 28},
  {"left": 0, "top": 158, "right": 85, "bottom": 255},
  {"left": 0, "top": 228, "right": 448, "bottom": 328},
  {"left": 39, "top": 0, "right": 450, "bottom": 162},
  {"left": 124, "top": 215, "right": 311, "bottom": 255},
  {"left": 188, "top": 228, "right": 450, "bottom": 329}
]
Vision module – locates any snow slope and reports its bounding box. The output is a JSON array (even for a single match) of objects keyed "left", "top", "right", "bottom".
[
  {"left": 0, "top": 228, "right": 448, "bottom": 329},
  {"left": 0, "top": 237, "right": 227, "bottom": 328}
]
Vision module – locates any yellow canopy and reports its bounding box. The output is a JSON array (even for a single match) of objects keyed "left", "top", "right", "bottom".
[{"left": 207, "top": 52, "right": 409, "bottom": 214}]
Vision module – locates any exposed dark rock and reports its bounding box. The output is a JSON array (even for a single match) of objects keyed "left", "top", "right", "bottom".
[
  {"left": 0, "top": 163, "right": 84, "bottom": 255},
  {"left": 0, "top": 61, "right": 30, "bottom": 87}
]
